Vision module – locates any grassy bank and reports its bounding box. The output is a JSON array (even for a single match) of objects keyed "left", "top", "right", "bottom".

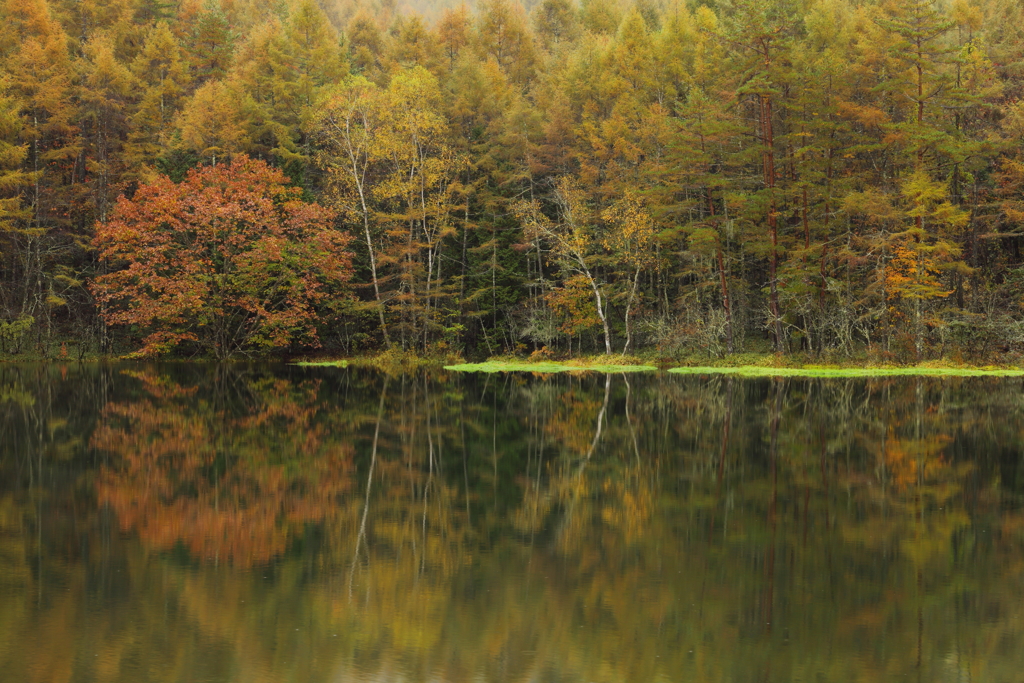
[
  {"left": 12, "top": 348, "right": 1024, "bottom": 379},
  {"left": 666, "top": 352, "right": 1024, "bottom": 377},
  {"left": 444, "top": 360, "right": 659, "bottom": 373},
  {"left": 668, "top": 365, "right": 1024, "bottom": 378},
  {"left": 442, "top": 352, "right": 1024, "bottom": 376}
]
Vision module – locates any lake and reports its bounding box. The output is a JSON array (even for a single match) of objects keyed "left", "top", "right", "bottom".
[{"left": 1, "top": 363, "right": 1023, "bottom": 682}]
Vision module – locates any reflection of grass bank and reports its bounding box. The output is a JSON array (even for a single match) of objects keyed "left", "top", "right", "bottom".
[
  {"left": 286, "top": 352, "right": 1024, "bottom": 377},
  {"left": 669, "top": 365, "right": 1024, "bottom": 377},
  {"left": 445, "top": 358, "right": 658, "bottom": 373},
  {"left": 294, "top": 354, "right": 659, "bottom": 374},
  {"left": 294, "top": 348, "right": 457, "bottom": 374}
]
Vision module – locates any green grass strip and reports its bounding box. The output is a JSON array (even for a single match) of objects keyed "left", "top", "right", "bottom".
[
  {"left": 445, "top": 361, "right": 658, "bottom": 373},
  {"left": 668, "top": 365, "right": 1024, "bottom": 378}
]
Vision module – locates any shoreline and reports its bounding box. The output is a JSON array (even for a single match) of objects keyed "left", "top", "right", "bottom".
[
  {"left": 666, "top": 365, "right": 1024, "bottom": 378},
  {"left": 6, "top": 354, "right": 1024, "bottom": 378},
  {"left": 445, "top": 356, "right": 1024, "bottom": 377}
]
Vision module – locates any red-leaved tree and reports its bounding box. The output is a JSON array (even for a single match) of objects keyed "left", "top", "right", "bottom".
[{"left": 93, "top": 155, "right": 352, "bottom": 358}]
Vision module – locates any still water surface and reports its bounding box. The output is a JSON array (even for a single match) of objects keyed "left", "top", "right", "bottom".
[{"left": 1, "top": 363, "right": 1023, "bottom": 682}]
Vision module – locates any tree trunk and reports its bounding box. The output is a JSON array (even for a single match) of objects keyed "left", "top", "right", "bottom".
[
  {"left": 623, "top": 265, "right": 641, "bottom": 354},
  {"left": 762, "top": 92, "right": 784, "bottom": 351},
  {"left": 717, "top": 244, "right": 734, "bottom": 354},
  {"left": 346, "top": 125, "right": 390, "bottom": 346},
  {"left": 585, "top": 270, "right": 612, "bottom": 355}
]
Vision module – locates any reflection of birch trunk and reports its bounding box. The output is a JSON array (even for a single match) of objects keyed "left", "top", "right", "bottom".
[
  {"left": 349, "top": 378, "right": 388, "bottom": 599},
  {"left": 558, "top": 374, "right": 611, "bottom": 543},
  {"left": 584, "top": 373, "right": 611, "bottom": 465},
  {"left": 915, "top": 378, "right": 923, "bottom": 517},
  {"left": 718, "top": 378, "right": 733, "bottom": 489},
  {"left": 422, "top": 382, "right": 437, "bottom": 575},
  {"left": 622, "top": 373, "right": 640, "bottom": 465}
]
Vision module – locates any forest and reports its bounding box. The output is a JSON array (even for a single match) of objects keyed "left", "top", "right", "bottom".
[{"left": 2, "top": 0, "right": 1024, "bottom": 362}]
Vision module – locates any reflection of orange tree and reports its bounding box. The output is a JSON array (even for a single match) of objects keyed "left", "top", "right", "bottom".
[
  {"left": 847, "top": 381, "right": 974, "bottom": 562},
  {"left": 882, "top": 429, "right": 953, "bottom": 493},
  {"left": 92, "top": 371, "right": 354, "bottom": 565}
]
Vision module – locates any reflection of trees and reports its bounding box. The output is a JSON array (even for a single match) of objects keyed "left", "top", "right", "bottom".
[
  {"left": 461, "top": 374, "right": 1024, "bottom": 683},
  {"left": 92, "top": 369, "right": 356, "bottom": 565},
  {"left": 4, "top": 367, "right": 1024, "bottom": 682},
  {"left": 648, "top": 376, "right": 1024, "bottom": 683}
]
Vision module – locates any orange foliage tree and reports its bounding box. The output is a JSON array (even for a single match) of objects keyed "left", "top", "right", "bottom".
[{"left": 92, "top": 155, "right": 353, "bottom": 358}]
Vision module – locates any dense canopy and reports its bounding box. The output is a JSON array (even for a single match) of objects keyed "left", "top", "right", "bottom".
[{"left": 2, "top": 0, "right": 1024, "bottom": 360}]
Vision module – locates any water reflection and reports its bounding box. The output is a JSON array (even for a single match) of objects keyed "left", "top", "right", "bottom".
[
  {"left": 94, "top": 369, "right": 355, "bottom": 565},
  {"left": 1, "top": 364, "right": 1023, "bottom": 682}
]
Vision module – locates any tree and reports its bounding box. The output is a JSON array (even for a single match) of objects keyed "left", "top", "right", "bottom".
[
  {"left": 891, "top": 171, "right": 969, "bottom": 357},
  {"left": 716, "top": 0, "right": 801, "bottom": 351},
  {"left": 602, "top": 190, "right": 657, "bottom": 353},
  {"left": 224, "top": 1, "right": 346, "bottom": 187},
  {"left": 314, "top": 68, "right": 462, "bottom": 352},
  {"left": 477, "top": 0, "right": 536, "bottom": 84},
  {"left": 78, "top": 35, "right": 134, "bottom": 225},
  {"left": 125, "top": 21, "right": 191, "bottom": 183},
  {"left": 872, "top": 0, "right": 973, "bottom": 357},
  {"left": 175, "top": 78, "right": 247, "bottom": 162},
  {"left": 185, "top": 0, "right": 235, "bottom": 84},
  {"left": 346, "top": 10, "right": 387, "bottom": 81},
  {"left": 436, "top": 5, "right": 471, "bottom": 72},
  {"left": 0, "top": 77, "right": 36, "bottom": 321},
  {"left": 532, "top": 0, "right": 579, "bottom": 52},
  {"left": 875, "top": 0, "right": 957, "bottom": 174},
  {"left": 1, "top": 0, "right": 79, "bottom": 339},
  {"left": 379, "top": 68, "right": 462, "bottom": 350},
  {"left": 92, "top": 155, "right": 353, "bottom": 357},
  {"left": 313, "top": 76, "right": 393, "bottom": 344},
  {"left": 283, "top": 0, "right": 347, "bottom": 111},
  {"left": 0, "top": 80, "right": 31, "bottom": 233},
  {"left": 516, "top": 175, "right": 614, "bottom": 354}
]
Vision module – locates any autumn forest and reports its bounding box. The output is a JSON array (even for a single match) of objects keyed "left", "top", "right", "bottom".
[{"left": 3, "top": 0, "right": 1024, "bottom": 361}]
